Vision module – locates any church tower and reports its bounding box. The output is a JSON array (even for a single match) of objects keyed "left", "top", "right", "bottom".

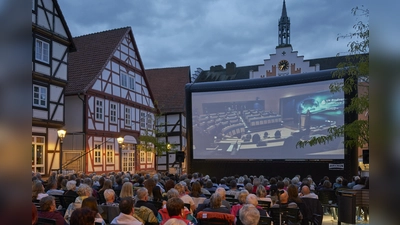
[
  {"left": 278, "top": 0, "right": 291, "bottom": 47},
  {"left": 249, "top": 0, "right": 320, "bottom": 78}
]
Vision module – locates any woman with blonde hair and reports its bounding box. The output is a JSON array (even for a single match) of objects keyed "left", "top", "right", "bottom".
[
  {"left": 256, "top": 185, "right": 272, "bottom": 202},
  {"left": 174, "top": 183, "right": 195, "bottom": 212},
  {"left": 119, "top": 181, "right": 134, "bottom": 199}
]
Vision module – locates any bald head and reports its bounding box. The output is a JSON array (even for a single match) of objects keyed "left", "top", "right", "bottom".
[{"left": 301, "top": 185, "right": 311, "bottom": 195}]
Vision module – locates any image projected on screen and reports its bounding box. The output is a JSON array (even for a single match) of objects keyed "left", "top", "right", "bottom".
[{"left": 191, "top": 80, "right": 344, "bottom": 160}]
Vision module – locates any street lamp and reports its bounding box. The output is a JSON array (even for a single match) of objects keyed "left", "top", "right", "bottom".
[
  {"left": 57, "top": 129, "right": 66, "bottom": 174},
  {"left": 117, "top": 136, "right": 124, "bottom": 172}
]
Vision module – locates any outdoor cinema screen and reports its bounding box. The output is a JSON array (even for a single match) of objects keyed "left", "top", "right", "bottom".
[{"left": 188, "top": 73, "right": 345, "bottom": 161}]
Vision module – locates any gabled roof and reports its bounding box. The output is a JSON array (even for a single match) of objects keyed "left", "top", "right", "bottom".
[
  {"left": 53, "top": 0, "right": 76, "bottom": 52},
  {"left": 66, "top": 27, "right": 131, "bottom": 95},
  {"left": 146, "top": 66, "right": 191, "bottom": 114},
  {"left": 193, "top": 54, "right": 369, "bottom": 83}
]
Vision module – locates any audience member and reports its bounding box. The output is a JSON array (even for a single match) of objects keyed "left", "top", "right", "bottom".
[
  {"left": 163, "top": 218, "right": 187, "bottom": 225},
  {"left": 161, "top": 198, "right": 193, "bottom": 225},
  {"left": 64, "top": 184, "right": 93, "bottom": 223},
  {"left": 70, "top": 207, "right": 96, "bottom": 225},
  {"left": 135, "top": 187, "right": 159, "bottom": 218},
  {"left": 144, "top": 178, "right": 157, "bottom": 201},
  {"left": 111, "top": 197, "right": 143, "bottom": 225},
  {"left": 46, "top": 181, "right": 64, "bottom": 196},
  {"left": 347, "top": 176, "right": 360, "bottom": 189},
  {"left": 246, "top": 194, "right": 268, "bottom": 216},
  {"left": 300, "top": 185, "right": 318, "bottom": 199},
  {"left": 230, "top": 190, "right": 249, "bottom": 216},
  {"left": 120, "top": 181, "right": 134, "bottom": 199},
  {"left": 271, "top": 190, "right": 297, "bottom": 208},
  {"left": 102, "top": 188, "right": 118, "bottom": 206},
  {"left": 202, "top": 193, "right": 230, "bottom": 214},
  {"left": 82, "top": 196, "right": 105, "bottom": 225},
  {"left": 32, "top": 180, "right": 48, "bottom": 201},
  {"left": 63, "top": 180, "right": 79, "bottom": 198},
  {"left": 37, "top": 196, "right": 68, "bottom": 225},
  {"left": 158, "top": 189, "right": 194, "bottom": 224},
  {"left": 189, "top": 181, "right": 206, "bottom": 208},
  {"left": 239, "top": 204, "right": 260, "bottom": 225},
  {"left": 175, "top": 183, "right": 196, "bottom": 212},
  {"left": 255, "top": 185, "right": 272, "bottom": 203},
  {"left": 226, "top": 180, "right": 240, "bottom": 198},
  {"left": 32, "top": 202, "right": 38, "bottom": 225}
]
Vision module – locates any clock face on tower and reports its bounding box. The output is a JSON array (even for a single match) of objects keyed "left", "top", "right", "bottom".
[{"left": 278, "top": 60, "right": 289, "bottom": 71}]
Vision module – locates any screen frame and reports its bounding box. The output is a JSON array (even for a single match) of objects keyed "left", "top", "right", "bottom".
[{"left": 185, "top": 69, "right": 357, "bottom": 176}]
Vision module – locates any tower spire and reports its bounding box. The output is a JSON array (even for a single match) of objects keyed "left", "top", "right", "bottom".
[{"left": 278, "top": 0, "right": 291, "bottom": 47}]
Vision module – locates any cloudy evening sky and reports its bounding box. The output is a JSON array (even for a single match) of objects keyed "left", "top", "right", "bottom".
[{"left": 58, "top": 0, "right": 368, "bottom": 73}]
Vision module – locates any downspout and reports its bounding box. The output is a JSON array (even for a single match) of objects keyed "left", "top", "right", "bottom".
[{"left": 78, "top": 92, "right": 86, "bottom": 172}]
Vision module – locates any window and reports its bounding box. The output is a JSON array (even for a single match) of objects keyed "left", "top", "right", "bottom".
[
  {"left": 146, "top": 152, "right": 152, "bottom": 163},
  {"left": 95, "top": 99, "right": 103, "bottom": 121},
  {"left": 33, "top": 85, "right": 47, "bottom": 107},
  {"left": 32, "top": 0, "right": 35, "bottom": 10},
  {"left": 140, "top": 112, "right": 146, "bottom": 128},
  {"left": 32, "top": 136, "right": 45, "bottom": 173},
  {"left": 122, "top": 144, "right": 136, "bottom": 173},
  {"left": 94, "top": 143, "right": 102, "bottom": 164},
  {"left": 110, "top": 103, "right": 117, "bottom": 123},
  {"left": 146, "top": 113, "right": 153, "bottom": 128},
  {"left": 106, "top": 144, "right": 114, "bottom": 164},
  {"left": 35, "top": 39, "right": 50, "bottom": 63},
  {"left": 125, "top": 107, "right": 131, "bottom": 126},
  {"left": 140, "top": 151, "right": 145, "bottom": 163},
  {"left": 120, "top": 72, "right": 135, "bottom": 90}
]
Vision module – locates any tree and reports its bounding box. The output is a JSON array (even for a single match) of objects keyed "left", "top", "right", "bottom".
[
  {"left": 137, "top": 108, "right": 178, "bottom": 155},
  {"left": 297, "top": 6, "right": 369, "bottom": 149}
]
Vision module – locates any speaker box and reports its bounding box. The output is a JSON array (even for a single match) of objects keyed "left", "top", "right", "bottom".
[
  {"left": 362, "top": 149, "right": 369, "bottom": 164},
  {"left": 176, "top": 151, "right": 185, "bottom": 163}
]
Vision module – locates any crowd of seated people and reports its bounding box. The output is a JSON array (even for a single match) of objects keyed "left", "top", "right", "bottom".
[{"left": 32, "top": 171, "right": 369, "bottom": 225}]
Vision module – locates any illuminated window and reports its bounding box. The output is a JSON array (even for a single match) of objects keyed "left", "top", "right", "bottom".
[{"left": 94, "top": 143, "right": 102, "bottom": 164}]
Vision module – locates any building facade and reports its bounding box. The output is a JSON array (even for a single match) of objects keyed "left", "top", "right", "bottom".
[
  {"left": 146, "top": 66, "right": 190, "bottom": 174},
  {"left": 64, "top": 27, "right": 156, "bottom": 174},
  {"left": 32, "top": 0, "right": 76, "bottom": 175}
]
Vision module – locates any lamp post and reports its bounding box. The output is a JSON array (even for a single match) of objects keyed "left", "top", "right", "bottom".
[
  {"left": 57, "top": 129, "right": 66, "bottom": 174},
  {"left": 117, "top": 136, "right": 124, "bottom": 172}
]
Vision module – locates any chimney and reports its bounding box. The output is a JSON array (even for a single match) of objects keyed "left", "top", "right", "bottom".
[
  {"left": 210, "top": 65, "right": 224, "bottom": 72},
  {"left": 226, "top": 62, "right": 236, "bottom": 75}
]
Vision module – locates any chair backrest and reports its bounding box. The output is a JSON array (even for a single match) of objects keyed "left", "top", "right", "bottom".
[
  {"left": 317, "top": 189, "right": 337, "bottom": 205},
  {"left": 301, "top": 198, "right": 323, "bottom": 225},
  {"left": 33, "top": 199, "right": 41, "bottom": 209},
  {"left": 258, "top": 216, "right": 272, "bottom": 225},
  {"left": 100, "top": 205, "right": 120, "bottom": 224},
  {"left": 184, "top": 203, "right": 191, "bottom": 210},
  {"left": 225, "top": 194, "right": 235, "bottom": 199},
  {"left": 226, "top": 198, "right": 239, "bottom": 206},
  {"left": 269, "top": 207, "right": 301, "bottom": 225},
  {"left": 148, "top": 201, "right": 163, "bottom": 211},
  {"left": 37, "top": 217, "right": 56, "bottom": 225},
  {"left": 51, "top": 195, "right": 63, "bottom": 209},
  {"left": 257, "top": 200, "right": 271, "bottom": 211},
  {"left": 196, "top": 211, "right": 235, "bottom": 225},
  {"left": 60, "top": 195, "right": 77, "bottom": 209}
]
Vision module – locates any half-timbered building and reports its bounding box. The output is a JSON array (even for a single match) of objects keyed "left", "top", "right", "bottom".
[
  {"left": 146, "top": 66, "right": 190, "bottom": 174},
  {"left": 64, "top": 27, "right": 156, "bottom": 174},
  {"left": 32, "top": 0, "right": 76, "bottom": 175}
]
